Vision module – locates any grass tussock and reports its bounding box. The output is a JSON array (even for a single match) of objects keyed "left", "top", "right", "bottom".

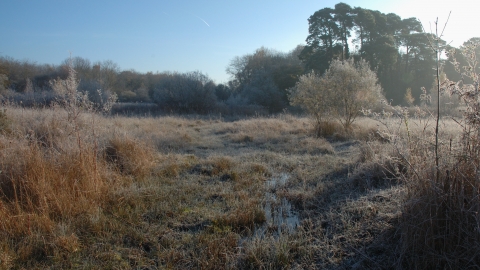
[
  {"left": 0, "top": 139, "right": 117, "bottom": 267},
  {"left": 104, "top": 135, "right": 156, "bottom": 178},
  {"left": 315, "top": 119, "right": 342, "bottom": 138},
  {"left": 214, "top": 202, "right": 266, "bottom": 233},
  {"left": 0, "top": 108, "right": 11, "bottom": 134},
  {"left": 398, "top": 134, "right": 480, "bottom": 268},
  {"left": 351, "top": 141, "right": 404, "bottom": 190},
  {"left": 315, "top": 118, "right": 380, "bottom": 142}
]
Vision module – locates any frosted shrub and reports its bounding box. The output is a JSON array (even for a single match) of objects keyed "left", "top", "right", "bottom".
[{"left": 289, "top": 58, "right": 383, "bottom": 133}]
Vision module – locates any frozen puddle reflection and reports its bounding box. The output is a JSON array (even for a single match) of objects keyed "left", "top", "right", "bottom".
[{"left": 256, "top": 173, "right": 299, "bottom": 237}]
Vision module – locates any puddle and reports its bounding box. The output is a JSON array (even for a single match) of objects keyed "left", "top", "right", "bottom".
[{"left": 254, "top": 173, "right": 299, "bottom": 237}]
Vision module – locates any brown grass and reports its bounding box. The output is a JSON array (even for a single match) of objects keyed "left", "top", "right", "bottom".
[
  {"left": 104, "top": 135, "right": 156, "bottom": 177},
  {"left": 2, "top": 103, "right": 468, "bottom": 269},
  {"left": 361, "top": 104, "right": 480, "bottom": 268},
  {"left": 396, "top": 121, "right": 480, "bottom": 268}
]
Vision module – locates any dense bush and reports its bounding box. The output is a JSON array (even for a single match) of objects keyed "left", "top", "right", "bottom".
[
  {"left": 226, "top": 46, "right": 304, "bottom": 113},
  {"left": 151, "top": 71, "right": 217, "bottom": 114},
  {"left": 239, "top": 70, "right": 287, "bottom": 113}
]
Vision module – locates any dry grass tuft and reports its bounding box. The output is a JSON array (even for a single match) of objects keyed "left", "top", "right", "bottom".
[
  {"left": 195, "top": 231, "right": 239, "bottom": 269},
  {"left": 214, "top": 204, "right": 266, "bottom": 233},
  {"left": 315, "top": 120, "right": 342, "bottom": 138},
  {"left": 351, "top": 141, "right": 404, "bottom": 190},
  {"left": 313, "top": 118, "right": 382, "bottom": 142},
  {"left": 104, "top": 136, "right": 156, "bottom": 178},
  {"left": 295, "top": 137, "right": 335, "bottom": 155},
  {"left": 241, "top": 233, "right": 305, "bottom": 269},
  {"left": 398, "top": 143, "right": 480, "bottom": 268},
  {"left": 0, "top": 143, "right": 109, "bottom": 218},
  {"left": 0, "top": 108, "right": 11, "bottom": 135}
]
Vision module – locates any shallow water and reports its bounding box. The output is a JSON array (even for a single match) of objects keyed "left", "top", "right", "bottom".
[{"left": 255, "top": 173, "right": 299, "bottom": 237}]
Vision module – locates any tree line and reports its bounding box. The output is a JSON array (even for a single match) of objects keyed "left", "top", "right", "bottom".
[
  {"left": 298, "top": 3, "right": 480, "bottom": 106},
  {"left": 1, "top": 2, "right": 479, "bottom": 115}
]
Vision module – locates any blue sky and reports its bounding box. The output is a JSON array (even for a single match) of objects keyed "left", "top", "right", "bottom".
[{"left": 1, "top": 0, "right": 477, "bottom": 83}]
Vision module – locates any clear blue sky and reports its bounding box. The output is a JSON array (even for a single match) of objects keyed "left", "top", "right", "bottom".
[{"left": 1, "top": 0, "right": 477, "bottom": 83}]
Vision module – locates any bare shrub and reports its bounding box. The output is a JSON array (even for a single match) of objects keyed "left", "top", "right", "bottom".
[{"left": 50, "top": 62, "right": 117, "bottom": 116}]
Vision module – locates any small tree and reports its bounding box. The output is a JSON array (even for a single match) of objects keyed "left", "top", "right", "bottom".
[
  {"left": 289, "top": 58, "right": 383, "bottom": 131},
  {"left": 288, "top": 71, "right": 331, "bottom": 128},
  {"left": 327, "top": 58, "right": 383, "bottom": 129}
]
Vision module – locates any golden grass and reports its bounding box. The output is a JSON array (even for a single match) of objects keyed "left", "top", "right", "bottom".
[{"left": 1, "top": 104, "right": 470, "bottom": 268}]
